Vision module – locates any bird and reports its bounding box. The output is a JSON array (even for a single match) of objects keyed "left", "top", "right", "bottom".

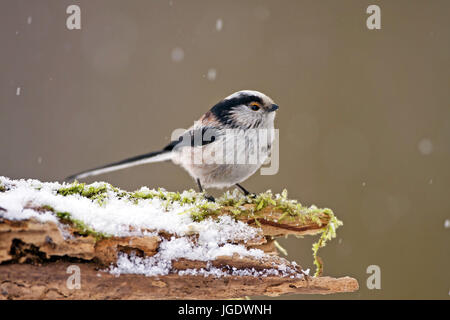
[{"left": 66, "top": 90, "right": 279, "bottom": 201}]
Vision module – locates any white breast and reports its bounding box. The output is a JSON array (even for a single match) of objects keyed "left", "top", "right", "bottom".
[{"left": 172, "top": 126, "right": 275, "bottom": 189}]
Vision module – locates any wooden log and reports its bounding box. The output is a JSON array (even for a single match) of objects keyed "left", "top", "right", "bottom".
[
  {"left": 0, "top": 180, "right": 358, "bottom": 299},
  {"left": 0, "top": 262, "right": 358, "bottom": 299},
  {"left": 0, "top": 216, "right": 358, "bottom": 299}
]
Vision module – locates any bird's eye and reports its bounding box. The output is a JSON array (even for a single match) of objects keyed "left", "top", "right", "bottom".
[{"left": 249, "top": 102, "right": 261, "bottom": 111}]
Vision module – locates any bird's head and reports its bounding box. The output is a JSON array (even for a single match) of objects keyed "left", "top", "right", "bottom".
[{"left": 209, "top": 90, "right": 279, "bottom": 129}]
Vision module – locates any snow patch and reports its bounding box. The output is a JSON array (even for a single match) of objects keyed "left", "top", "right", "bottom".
[{"left": 0, "top": 176, "right": 281, "bottom": 278}]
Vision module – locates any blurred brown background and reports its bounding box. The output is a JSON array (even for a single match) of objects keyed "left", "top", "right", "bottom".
[{"left": 1, "top": 0, "right": 449, "bottom": 299}]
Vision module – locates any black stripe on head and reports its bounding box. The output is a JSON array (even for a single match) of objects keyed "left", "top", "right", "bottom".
[{"left": 210, "top": 95, "right": 264, "bottom": 127}]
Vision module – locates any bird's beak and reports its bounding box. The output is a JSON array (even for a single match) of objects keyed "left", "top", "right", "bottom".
[{"left": 268, "top": 104, "right": 279, "bottom": 112}]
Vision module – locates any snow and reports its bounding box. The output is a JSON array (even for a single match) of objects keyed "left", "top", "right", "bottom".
[
  {"left": 171, "top": 47, "right": 184, "bottom": 62},
  {"left": 178, "top": 266, "right": 302, "bottom": 278},
  {"left": 0, "top": 176, "right": 293, "bottom": 278},
  {"left": 0, "top": 177, "right": 259, "bottom": 240},
  {"left": 206, "top": 68, "right": 217, "bottom": 81},
  {"left": 215, "top": 19, "right": 223, "bottom": 31},
  {"left": 418, "top": 138, "right": 433, "bottom": 155},
  {"left": 157, "top": 235, "right": 264, "bottom": 262},
  {"left": 109, "top": 236, "right": 268, "bottom": 278},
  {"left": 111, "top": 251, "right": 304, "bottom": 279}
]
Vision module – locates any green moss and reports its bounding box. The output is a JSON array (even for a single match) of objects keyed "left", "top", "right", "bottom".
[
  {"left": 41, "top": 205, "right": 55, "bottom": 212},
  {"left": 273, "top": 240, "right": 288, "bottom": 256},
  {"left": 311, "top": 213, "right": 343, "bottom": 277},
  {"left": 53, "top": 182, "right": 342, "bottom": 274},
  {"left": 0, "top": 185, "right": 5, "bottom": 192},
  {"left": 55, "top": 210, "right": 109, "bottom": 240},
  {"left": 129, "top": 189, "right": 156, "bottom": 200},
  {"left": 187, "top": 202, "right": 221, "bottom": 222},
  {"left": 57, "top": 182, "right": 107, "bottom": 198},
  {"left": 57, "top": 181, "right": 108, "bottom": 206},
  {"left": 217, "top": 189, "right": 343, "bottom": 276},
  {"left": 46, "top": 205, "right": 106, "bottom": 239},
  {"left": 34, "top": 203, "right": 109, "bottom": 240},
  {"left": 215, "top": 189, "right": 329, "bottom": 226},
  {"left": 129, "top": 188, "right": 204, "bottom": 207}
]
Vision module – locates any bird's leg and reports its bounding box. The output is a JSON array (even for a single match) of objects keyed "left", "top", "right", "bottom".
[
  {"left": 196, "top": 178, "right": 204, "bottom": 192},
  {"left": 235, "top": 184, "right": 256, "bottom": 198},
  {"left": 197, "top": 179, "right": 215, "bottom": 202}
]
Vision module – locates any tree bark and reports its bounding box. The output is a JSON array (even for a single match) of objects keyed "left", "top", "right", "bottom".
[
  {"left": 0, "top": 203, "right": 358, "bottom": 299},
  {"left": 0, "top": 262, "right": 358, "bottom": 299}
]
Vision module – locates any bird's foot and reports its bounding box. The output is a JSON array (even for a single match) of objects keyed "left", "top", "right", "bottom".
[
  {"left": 240, "top": 191, "right": 256, "bottom": 199},
  {"left": 235, "top": 184, "right": 256, "bottom": 199},
  {"left": 204, "top": 195, "right": 215, "bottom": 202}
]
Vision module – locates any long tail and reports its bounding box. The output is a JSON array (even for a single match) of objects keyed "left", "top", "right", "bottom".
[{"left": 65, "top": 149, "right": 173, "bottom": 181}]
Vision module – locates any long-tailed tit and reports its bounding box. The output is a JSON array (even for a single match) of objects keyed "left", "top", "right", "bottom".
[{"left": 67, "top": 90, "right": 279, "bottom": 201}]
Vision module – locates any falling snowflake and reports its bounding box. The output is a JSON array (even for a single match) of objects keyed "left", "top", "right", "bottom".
[
  {"left": 171, "top": 47, "right": 184, "bottom": 62},
  {"left": 16, "top": 87, "right": 21, "bottom": 96},
  {"left": 417, "top": 138, "right": 433, "bottom": 155},
  {"left": 206, "top": 68, "right": 217, "bottom": 81},
  {"left": 216, "top": 19, "right": 223, "bottom": 31}
]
